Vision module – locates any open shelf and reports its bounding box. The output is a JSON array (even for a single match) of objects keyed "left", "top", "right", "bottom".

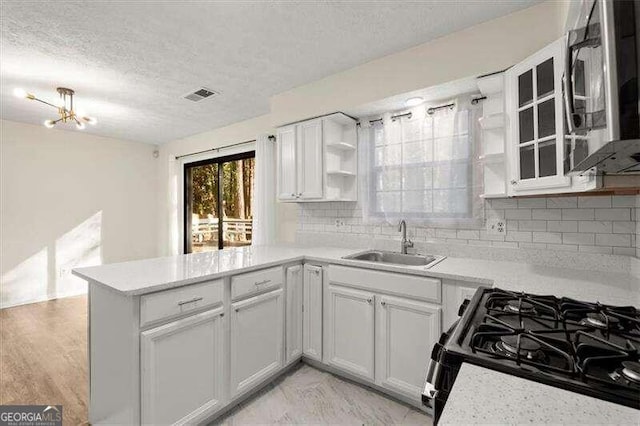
[{"left": 326, "top": 142, "right": 356, "bottom": 151}]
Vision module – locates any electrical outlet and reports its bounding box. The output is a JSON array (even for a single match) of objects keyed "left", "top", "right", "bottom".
[{"left": 486, "top": 217, "right": 506, "bottom": 236}]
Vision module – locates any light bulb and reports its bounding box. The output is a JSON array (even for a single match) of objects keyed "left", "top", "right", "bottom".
[
  {"left": 43, "top": 119, "right": 55, "bottom": 128},
  {"left": 405, "top": 97, "right": 424, "bottom": 107},
  {"left": 76, "top": 121, "right": 86, "bottom": 130},
  {"left": 13, "top": 88, "right": 33, "bottom": 99}
]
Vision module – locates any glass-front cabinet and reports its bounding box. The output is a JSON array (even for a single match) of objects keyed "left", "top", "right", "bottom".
[{"left": 505, "top": 38, "right": 571, "bottom": 195}]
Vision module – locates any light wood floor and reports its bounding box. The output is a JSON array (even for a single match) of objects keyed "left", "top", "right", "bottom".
[
  {"left": 0, "top": 295, "right": 88, "bottom": 426},
  {"left": 1, "top": 295, "right": 431, "bottom": 426},
  {"left": 215, "top": 364, "right": 431, "bottom": 425}
]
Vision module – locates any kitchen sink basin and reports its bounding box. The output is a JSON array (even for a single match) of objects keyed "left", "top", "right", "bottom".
[{"left": 343, "top": 250, "right": 445, "bottom": 268}]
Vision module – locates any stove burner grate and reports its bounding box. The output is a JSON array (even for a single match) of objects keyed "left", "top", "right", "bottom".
[{"left": 621, "top": 361, "right": 640, "bottom": 383}]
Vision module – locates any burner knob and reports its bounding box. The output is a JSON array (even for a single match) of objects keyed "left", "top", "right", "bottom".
[{"left": 458, "top": 299, "right": 471, "bottom": 317}]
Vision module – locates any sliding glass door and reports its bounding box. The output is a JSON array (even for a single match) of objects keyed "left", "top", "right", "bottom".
[{"left": 184, "top": 151, "right": 255, "bottom": 253}]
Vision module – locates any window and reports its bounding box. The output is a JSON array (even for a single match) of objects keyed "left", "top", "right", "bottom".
[
  {"left": 366, "top": 108, "right": 475, "bottom": 221},
  {"left": 184, "top": 151, "right": 255, "bottom": 253}
]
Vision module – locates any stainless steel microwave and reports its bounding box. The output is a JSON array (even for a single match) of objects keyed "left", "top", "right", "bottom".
[{"left": 564, "top": 0, "right": 640, "bottom": 174}]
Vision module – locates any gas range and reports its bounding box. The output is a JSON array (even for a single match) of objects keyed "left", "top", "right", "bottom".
[{"left": 423, "top": 287, "right": 640, "bottom": 424}]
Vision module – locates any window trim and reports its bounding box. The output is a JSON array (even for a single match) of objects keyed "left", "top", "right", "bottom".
[{"left": 183, "top": 150, "right": 255, "bottom": 253}]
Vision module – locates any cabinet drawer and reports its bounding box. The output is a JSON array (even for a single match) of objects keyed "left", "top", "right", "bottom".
[
  {"left": 232, "top": 266, "right": 283, "bottom": 300},
  {"left": 140, "top": 280, "right": 223, "bottom": 327},
  {"left": 328, "top": 265, "right": 441, "bottom": 303}
]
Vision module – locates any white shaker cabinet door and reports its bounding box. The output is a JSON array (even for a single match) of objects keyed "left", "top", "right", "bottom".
[
  {"left": 375, "top": 295, "right": 441, "bottom": 402},
  {"left": 297, "top": 119, "right": 323, "bottom": 199},
  {"left": 324, "top": 285, "right": 375, "bottom": 381},
  {"left": 141, "top": 307, "right": 225, "bottom": 425},
  {"left": 230, "top": 288, "right": 284, "bottom": 398},
  {"left": 303, "top": 264, "right": 323, "bottom": 361},
  {"left": 285, "top": 264, "right": 303, "bottom": 364},
  {"left": 277, "top": 125, "right": 298, "bottom": 201}
]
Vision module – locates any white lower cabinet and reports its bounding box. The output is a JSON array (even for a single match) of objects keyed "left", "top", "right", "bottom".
[
  {"left": 285, "top": 264, "right": 303, "bottom": 364},
  {"left": 230, "top": 288, "right": 284, "bottom": 398},
  {"left": 375, "top": 295, "right": 441, "bottom": 402},
  {"left": 303, "top": 264, "right": 323, "bottom": 361},
  {"left": 324, "top": 285, "right": 376, "bottom": 381},
  {"left": 141, "top": 307, "right": 225, "bottom": 425}
]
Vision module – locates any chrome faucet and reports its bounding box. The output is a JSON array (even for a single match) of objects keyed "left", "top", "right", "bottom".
[{"left": 398, "top": 219, "right": 414, "bottom": 254}]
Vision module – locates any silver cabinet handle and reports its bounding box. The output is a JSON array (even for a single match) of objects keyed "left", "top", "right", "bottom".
[
  {"left": 177, "top": 296, "right": 203, "bottom": 306},
  {"left": 510, "top": 179, "right": 517, "bottom": 185},
  {"left": 381, "top": 301, "right": 386, "bottom": 306},
  {"left": 367, "top": 298, "right": 372, "bottom": 304},
  {"left": 254, "top": 279, "right": 271, "bottom": 287}
]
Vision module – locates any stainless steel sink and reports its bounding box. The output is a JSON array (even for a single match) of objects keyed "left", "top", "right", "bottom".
[{"left": 343, "top": 250, "right": 445, "bottom": 268}]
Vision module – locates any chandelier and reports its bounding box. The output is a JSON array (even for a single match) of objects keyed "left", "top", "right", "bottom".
[{"left": 13, "top": 87, "right": 97, "bottom": 129}]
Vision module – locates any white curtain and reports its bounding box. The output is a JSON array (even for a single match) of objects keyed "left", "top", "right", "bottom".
[
  {"left": 358, "top": 97, "right": 483, "bottom": 227},
  {"left": 252, "top": 134, "right": 277, "bottom": 246}
]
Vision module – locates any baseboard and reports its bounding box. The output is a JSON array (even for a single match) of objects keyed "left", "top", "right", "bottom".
[{"left": 0, "top": 289, "right": 87, "bottom": 310}]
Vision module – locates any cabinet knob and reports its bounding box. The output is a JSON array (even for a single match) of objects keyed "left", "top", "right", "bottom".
[
  {"left": 291, "top": 193, "right": 296, "bottom": 197},
  {"left": 367, "top": 298, "right": 372, "bottom": 304},
  {"left": 381, "top": 301, "right": 386, "bottom": 306},
  {"left": 510, "top": 180, "right": 517, "bottom": 185},
  {"left": 298, "top": 192, "right": 303, "bottom": 197},
  {"left": 220, "top": 313, "right": 224, "bottom": 317}
]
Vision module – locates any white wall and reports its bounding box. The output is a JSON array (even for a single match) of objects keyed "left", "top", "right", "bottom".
[
  {"left": 269, "top": 1, "right": 568, "bottom": 126},
  {"left": 1, "top": 120, "right": 158, "bottom": 308},
  {"left": 157, "top": 1, "right": 567, "bottom": 256}
]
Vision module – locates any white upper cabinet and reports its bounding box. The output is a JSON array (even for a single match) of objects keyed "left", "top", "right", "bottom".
[
  {"left": 505, "top": 38, "right": 599, "bottom": 196},
  {"left": 276, "top": 125, "right": 298, "bottom": 201},
  {"left": 276, "top": 113, "right": 357, "bottom": 202},
  {"left": 298, "top": 120, "right": 324, "bottom": 199}
]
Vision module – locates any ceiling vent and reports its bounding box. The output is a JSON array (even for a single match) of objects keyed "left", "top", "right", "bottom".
[{"left": 183, "top": 88, "right": 219, "bottom": 102}]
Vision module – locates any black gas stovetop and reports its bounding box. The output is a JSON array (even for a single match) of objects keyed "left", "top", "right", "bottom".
[{"left": 439, "top": 287, "right": 640, "bottom": 410}]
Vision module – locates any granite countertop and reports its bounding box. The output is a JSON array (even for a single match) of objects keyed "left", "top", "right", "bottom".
[
  {"left": 73, "top": 245, "right": 639, "bottom": 306},
  {"left": 439, "top": 363, "right": 640, "bottom": 425}
]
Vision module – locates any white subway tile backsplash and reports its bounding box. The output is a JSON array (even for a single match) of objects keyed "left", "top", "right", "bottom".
[
  {"left": 595, "top": 233, "right": 631, "bottom": 247},
  {"left": 505, "top": 231, "right": 532, "bottom": 242},
  {"left": 532, "top": 232, "right": 562, "bottom": 244},
  {"left": 505, "top": 209, "right": 532, "bottom": 220},
  {"left": 518, "top": 220, "right": 547, "bottom": 231},
  {"left": 595, "top": 208, "right": 631, "bottom": 221},
  {"left": 547, "top": 197, "right": 577, "bottom": 209},
  {"left": 563, "top": 232, "right": 595, "bottom": 245},
  {"left": 578, "top": 221, "right": 612, "bottom": 234},
  {"left": 532, "top": 209, "right": 562, "bottom": 220},
  {"left": 296, "top": 194, "right": 639, "bottom": 258},
  {"left": 547, "top": 220, "right": 578, "bottom": 233},
  {"left": 562, "top": 208, "right": 595, "bottom": 220},
  {"left": 578, "top": 196, "right": 611, "bottom": 208}
]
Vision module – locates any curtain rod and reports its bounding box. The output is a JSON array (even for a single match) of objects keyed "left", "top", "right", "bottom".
[{"left": 175, "top": 135, "right": 275, "bottom": 160}]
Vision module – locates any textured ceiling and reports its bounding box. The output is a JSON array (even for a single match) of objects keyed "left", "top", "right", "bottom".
[{"left": 1, "top": 1, "right": 541, "bottom": 144}]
